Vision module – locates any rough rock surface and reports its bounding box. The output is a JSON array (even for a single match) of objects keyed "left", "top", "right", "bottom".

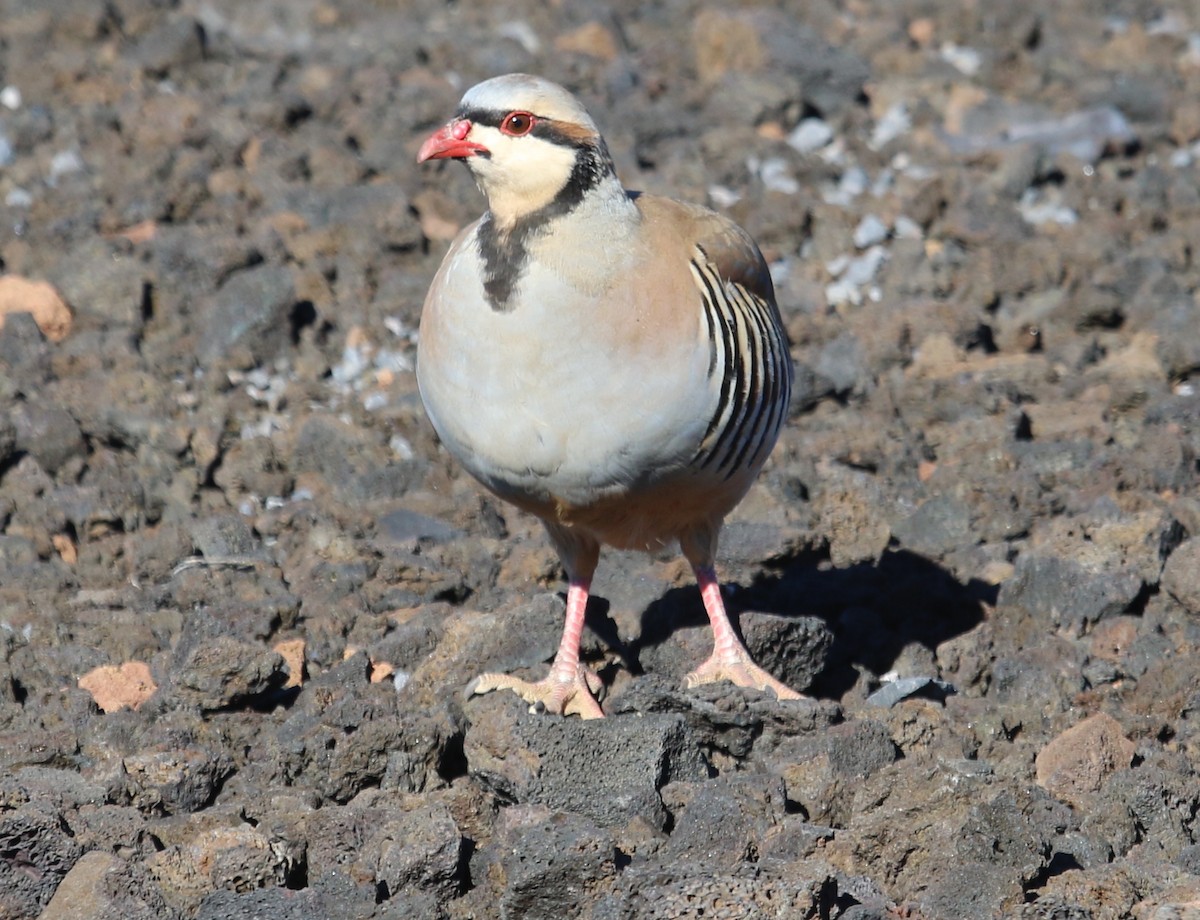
[{"left": 1, "top": 1, "right": 1199, "bottom": 918}]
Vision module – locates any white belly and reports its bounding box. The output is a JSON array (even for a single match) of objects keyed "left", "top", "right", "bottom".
[{"left": 417, "top": 235, "right": 715, "bottom": 510}]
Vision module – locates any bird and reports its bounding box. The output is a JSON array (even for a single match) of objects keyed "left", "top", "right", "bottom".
[{"left": 415, "top": 74, "right": 799, "bottom": 718}]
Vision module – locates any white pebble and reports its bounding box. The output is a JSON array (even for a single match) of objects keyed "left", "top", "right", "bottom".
[
  {"left": 870, "top": 103, "right": 911, "bottom": 150},
  {"left": 246, "top": 366, "right": 272, "bottom": 389},
  {"left": 708, "top": 184, "right": 742, "bottom": 209},
  {"left": 893, "top": 215, "right": 924, "bottom": 239},
  {"left": 374, "top": 348, "right": 411, "bottom": 374},
  {"left": 870, "top": 169, "right": 895, "bottom": 197},
  {"left": 844, "top": 245, "right": 889, "bottom": 286},
  {"left": 0, "top": 86, "right": 20, "bottom": 110},
  {"left": 825, "top": 254, "right": 850, "bottom": 278},
  {"left": 768, "top": 258, "right": 791, "bottom": 286},
  {"left": 825, "top": 278, "right": 861, "bottom": 306},
  {"left": 758, "top": 157, "right": 799, "bottom": 194},
  {"left": 940, "top": 43, "right": 982, "bottom": 76},
  {"left": 823, "top": 166, "right": 869, "bottom": 206},
  {"left": 787, "top": 118, "right": 833, "bottom": 154},
  {"left": 392, "top": 670, "right": 411, "bottom": 693},
  {"left": 390, "top": 435, "right": 415, "bottom": 460},
  {"left": 1018, "top": 188, "right": 1078, "bottom": 226},
  {"left": 362, "top": 390, "right": 389, "bottom": 412},
  {"left": 49, "top": 149, "right": 84, "bottom": 182},
  {"left": 853, "top": 214, "right": 889, "bottom": 249},
  {"left": 331, "top": 343, "right": 370, "bottom": 384},
  {"left": 5, "top": 187, "right": 32, "bottom": 208}
]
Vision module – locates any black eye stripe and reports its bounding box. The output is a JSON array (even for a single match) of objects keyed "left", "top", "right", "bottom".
[
  {"left": 457, "top": 106, "right": 504, "bottom": 128},
  {"left": 456, "top": 107, "right": 595, "bottom": 150}
]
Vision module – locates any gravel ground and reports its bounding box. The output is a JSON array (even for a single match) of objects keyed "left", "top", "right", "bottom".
[{"left": 2, "top": 1, "right": 1200, "bottom": 918}]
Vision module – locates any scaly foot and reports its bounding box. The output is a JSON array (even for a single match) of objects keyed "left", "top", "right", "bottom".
[
  {"left": 684, "top": 646, "right": 804, "bottom": 701},
  {"left": 685, "top": 563, "right": 805, "bottom": 702},
  {"left": 472, "top": 665, "right": 606, "bottom": 719}
]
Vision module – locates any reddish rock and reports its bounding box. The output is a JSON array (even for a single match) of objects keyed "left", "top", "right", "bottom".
[{"left": 1035, "top": 713, "right": 1136, "bottom": 808}]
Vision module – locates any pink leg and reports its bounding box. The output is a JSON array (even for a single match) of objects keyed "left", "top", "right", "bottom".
[
  {"left": 473, "top": 576, "right": 605, "bottom": 719},
  {"left": 684, "top": 565, "right": 803, "bottom": 701}
]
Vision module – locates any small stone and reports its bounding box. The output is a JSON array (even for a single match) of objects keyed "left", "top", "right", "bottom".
[
  {"left": 1035, "top": 713, "right": 1135, "bottom": 808},
  {"left": 464, "top": 693, "right": 706, "bottom": 830},
  {"left": 122, "top": 749, "right": 234, "bottom": 816},
  {"left": 866, "top": 676, "right": 956, "bottom": 708},
  {"left": 77, "top": 662, "right": 157, "bottom": 713},
  {"left": 146, "top": 814, "right": 288, "bottom": 915},
  {"left": 998, "top": 554, "right": 1144, "bottom": 634},
  {"left": 369, "top": 802, "right": 463, "bottom": 901},
  {"left": 852, "top": 214, "right": 889, "bottom": 249},
  {"left": 692, "top": 10, "right": 767, "bottom": 84},
  {"left": 908, "top": 17, "right": 936, "bottom": 46},
  {"left": 37, "top": 850, "right": 171, "bottom": 920},
  {"left": 0, "top": 275, "right": 72, "bottom": 341},
  {"left": 11, "top": 400, "right": 87, "bottom": 476},
  {"left": 1162, "top": 536, "right": 1200, "bottom": 614},
  {"left": 198, "top": 263, "right": 301, "bottom": 366},
  {"left": 787, "top": 118, "right": 834, "bottom": 154},
  {"left": 554, "top": 21, "right": 620, "bottom": 61},
  {"left": 0, "top": 804, "right": 85, "bottom": 915},
  {"left": 273, "top": 638, "right": 306, "bottom": 688},
  {"left": 173, "top": 636, "right": 287, "bottom": 711},
  {"left": 491, "top": 806, "right": 616, "bottom": 919}
]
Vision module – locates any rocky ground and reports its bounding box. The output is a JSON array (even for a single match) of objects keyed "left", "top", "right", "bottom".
[{"left": 1, "top": 0, "right": 1199, "bottom": 917}]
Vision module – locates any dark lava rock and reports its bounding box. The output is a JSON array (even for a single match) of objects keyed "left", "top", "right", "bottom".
[
  {"left": 1162, "top": 536, "right": 1200, "bottom": 614},
  {"left": 10, "top": 399, "right": 86, "bottom": 476},
  {"left": 269, "top": 654, "right": 454, "bottom": 801},
  {"left": 171, "top": 635, "right": 287, "bottom": 711},
  {"left": 120, "top": 748, "right": 234, "bottom": 816},
  {"left": 463, "top": 693, "right": 707, "bottom": 831},
  {"left": 998, "top": 554, "right": 1145, "bottom": 634},
  {"left": 38, "top": 850, "right": 177, "bottom": 920},
  {"left": 0, "top": 803, "right": 84, "bottom": 919},
  {"left": 479, "top": 806, "right": 617, "bottom": 920},
  {"left": 198, "top": 264, "right": 302, "bottom": 367},
  {"left": 659, "top": 771, "right": 788, "bottom": 869},
  {"left": 0, "top": 312, "right": 51, "bottom": 384}
]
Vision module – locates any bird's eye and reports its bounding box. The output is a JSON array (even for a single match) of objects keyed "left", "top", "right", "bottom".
[{"left": 500, "top": 111, "right": 536, "bottom": 136}]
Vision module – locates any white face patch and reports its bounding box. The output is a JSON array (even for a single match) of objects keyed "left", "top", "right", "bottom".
[{"left": 464, "top": 126, "right": 582, "bottom": 223}]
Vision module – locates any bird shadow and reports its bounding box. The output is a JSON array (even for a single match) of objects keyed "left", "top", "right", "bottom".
[{"left": 582, "top": 545, "right": 995, "bottom": 700}]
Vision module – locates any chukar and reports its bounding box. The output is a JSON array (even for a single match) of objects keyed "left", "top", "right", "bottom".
[{"left": 416, "top": 74, "right": 799, "bottom": 718}]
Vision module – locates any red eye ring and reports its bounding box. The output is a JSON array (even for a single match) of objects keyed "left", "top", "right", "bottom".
[{"left": 500, "top": 111, "right": 537, "bottom": 136}]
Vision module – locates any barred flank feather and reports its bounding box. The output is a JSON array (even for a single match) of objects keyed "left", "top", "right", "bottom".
[{"left": 689, "top": 252, "right": 792, "bottom": 481}]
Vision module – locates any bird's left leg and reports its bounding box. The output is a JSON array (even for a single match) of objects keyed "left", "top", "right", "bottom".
[
  {"left": 680, "top": 526, "right": 803, "bottom": 701},
  {"left": 472, "top": 525, "right": 605, "bottom": 718}
]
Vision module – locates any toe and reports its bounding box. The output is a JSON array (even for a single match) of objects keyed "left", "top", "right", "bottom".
[
  {"left": 685, "top": 654, "right": 805, "bottom": 702},
  {"left": 471, "top": 669, "right": 605, "bottom": 718}
]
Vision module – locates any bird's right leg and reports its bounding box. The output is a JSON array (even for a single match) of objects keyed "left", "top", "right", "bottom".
[
  {"left": 679, "top": 523, "right": 804, "bottom": 701},
  {"left": 472, "top": 525, "right": 605, "bottom": 718}
]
